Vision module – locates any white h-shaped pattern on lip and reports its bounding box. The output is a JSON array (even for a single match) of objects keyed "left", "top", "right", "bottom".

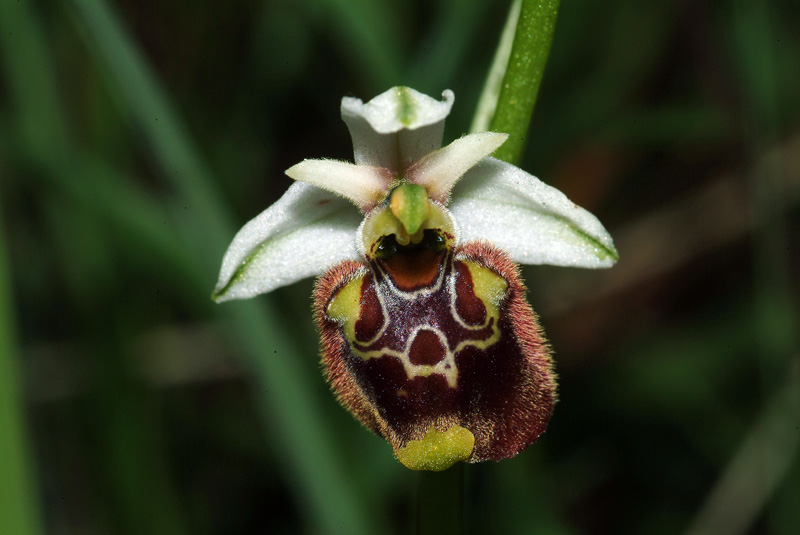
[{"left": 349, "top": 253, "right": 503, "bottom": 388}]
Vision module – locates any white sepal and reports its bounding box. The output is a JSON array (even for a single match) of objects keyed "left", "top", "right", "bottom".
[
  {"left": 341, "top": 87, "right": 454, "bottom": 172},
  {"left": 408, "top": 132, "right": 508, "bottom": 203},
  {"left": 213, "top": 182, "right": 362, "bottom": 302},
  {"left": 285, "top": 159, "right": 391, "bottom": 211},
  {"left": 449, "top": 158, "right": 618, "bottom": 268}
]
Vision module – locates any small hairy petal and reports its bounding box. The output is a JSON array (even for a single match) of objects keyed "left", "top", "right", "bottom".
[
  {"left": 341, "top": 87, "right": 455, "bottom": 172},
  {"left": 449, "top": 158, "right": 618, "bottom": 268},
  {"left": 285, "top": 159, "right": 391, "bottom": 212},
  {"left": 408, "top": 132, "right": 508, "bottom": 204},
  {"left": 213, "top": 182, "right": 362, "bottom": 302}
]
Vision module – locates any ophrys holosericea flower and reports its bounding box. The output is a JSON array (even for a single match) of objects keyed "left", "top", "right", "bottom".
[{"left": 213, "top": 87, "right": 617, "bottom": 471}]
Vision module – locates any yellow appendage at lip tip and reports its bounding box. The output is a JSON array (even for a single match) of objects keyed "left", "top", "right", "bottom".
[{"left": 396, "top": 425, "right": 475, "bottom": 471}]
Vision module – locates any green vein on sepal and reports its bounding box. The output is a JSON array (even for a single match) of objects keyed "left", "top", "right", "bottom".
[
  {"left": 570, "top": 224, "right": 619, "bottom": 263},
  {"left": 396, "top": 86, "right": 417, "bottom": 127},
  {"left": 212, "top": 207, "right": 355, "bottom": 302}
]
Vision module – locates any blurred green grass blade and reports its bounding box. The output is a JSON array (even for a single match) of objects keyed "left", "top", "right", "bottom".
[
  {"left": 0, "top": 4, "right": 63, "bottom": 533},
  {"left": 2, "top": 3, "right": 192, "bottom": 534},
  {"left": 601, "top": 105, "right": 731, "bottom": 146},
  {"left": 0, "top": 199, "right": 43, "bottom": 535},
  {"left": 91, "top": 331, "right": 190, "bottom": 535},
  {"left": 489, "top": 0, "right": 560, "bottom": 165},
  {"left": 489, "top": 454, "right": 564, "bottom": 535},
  {"left": 228, "top": 300, "right": 380, "bottom": 535},
  {"left": 66, "top": 0, "right": 231, "bottom": 267},
  {"left": 409, "top": 0, "right": 487, "bottom": 91},
  {"left": 685, "top": 366, "right": 800, "bottom": 535},
  {"left": 0, "top": 0, "right": 69, "bottom": 154},
  {"left": 731, "top": 0, "right": 780, "bottom": 130},
  {"left": 40, "top": 153, "right": 204, "bottom": 294},
  {"left": 305, "top": 0, "right": 403, "bottom": 89},
  {"left": 0, "top": 1, "right": 190, "bottom": 284},
  {"left": 731, "top": 0, "right": 798, "bottom": 370},
  {"left": 66, "top": 1, "right": 377, "bottom": 532},
  {"left": 525, "top": 2, "right": 675, "bottom": 162},
  {"left": 732, "top": 4, "right": 799, "bottom": 532},
  {"left": 416, "top": 465, "right": 464, "bottom": 535}
]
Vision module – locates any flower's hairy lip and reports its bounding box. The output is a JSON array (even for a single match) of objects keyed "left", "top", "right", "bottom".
[{"left": 211, "top": 86, "right": 617, "bottom": 470}]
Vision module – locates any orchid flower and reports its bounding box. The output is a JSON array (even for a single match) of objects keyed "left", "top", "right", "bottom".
[{"left": 213, "top": 87, "right": 617, "bottom": 471}]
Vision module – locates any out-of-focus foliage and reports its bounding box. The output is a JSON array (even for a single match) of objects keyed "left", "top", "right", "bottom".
[{"left": 1, "top": 0, "right": 798, "bottom": 534}]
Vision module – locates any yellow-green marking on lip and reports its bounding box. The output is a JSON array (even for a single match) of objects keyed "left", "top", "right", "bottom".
[{"left": 396, "top": 425, "right": 475, "bottom": 471}]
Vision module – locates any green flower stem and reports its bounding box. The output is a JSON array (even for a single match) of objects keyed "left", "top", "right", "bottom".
[
  {"left": 489, "top": 0, "right": 561, "bottom": 165},
  {"left": 416, "top": 463, "right": 464, "bottom": 535},
  {"left": 0, "top": 198, "right": 43, "bottom": 535}
]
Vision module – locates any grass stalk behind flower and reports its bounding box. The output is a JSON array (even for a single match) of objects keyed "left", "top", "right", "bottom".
[
  {"left": 0, "top": 201, "right": 43, "bottom": 535},
  {"left": 66, "top": 0, "right": 378, "bottom": 532},
  {"left": 0, "top": 0, "right": 378, "bottom": 533}
]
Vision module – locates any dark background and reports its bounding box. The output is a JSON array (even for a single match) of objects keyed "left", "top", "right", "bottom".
[{"left": 1, "top": 0, "right": 798, "bottom": 533}]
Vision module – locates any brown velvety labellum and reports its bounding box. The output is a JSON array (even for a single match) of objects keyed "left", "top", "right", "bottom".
[
  {"left": 354, "top": 278, "right": 383, "bottom": 342},
  {"left": 314, "top": 242, "right": 556, "bottom": 464}
]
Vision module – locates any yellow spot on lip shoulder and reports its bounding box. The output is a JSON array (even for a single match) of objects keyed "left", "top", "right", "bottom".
[
  {"left": 326, "top": 276, "right": 363, "bottom": 342},
  {"left": 396, "top": 425, "right": 475, "bottom": 471},
  {"left": 465, "top": 262, "right": 508, "bottom": 310}
]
